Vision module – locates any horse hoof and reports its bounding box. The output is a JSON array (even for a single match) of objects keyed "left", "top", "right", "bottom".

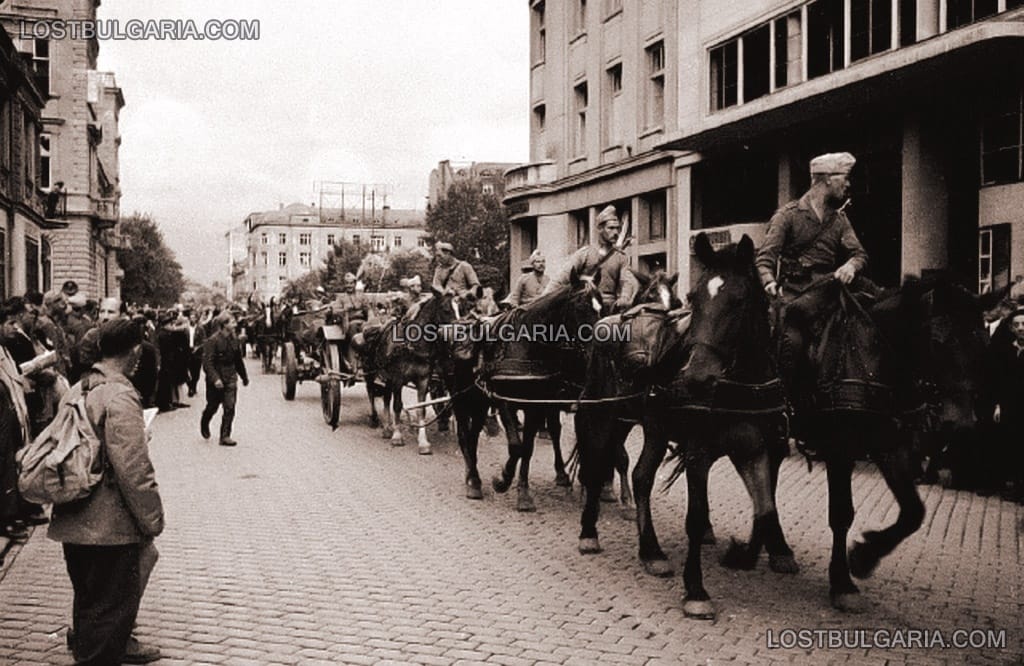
[
  {"left": 599, "top": 483, "right": 617, "bottom": 503},
  {"left": 578, "top": 538, "right": 602, "bottom": 554},
  {"left": 642, "top": 559, "right": 674, "bottom": 577},
  {"left": 418, "top": 444, "right": 432, "bottom": 455},
  {"left": 682, "top": 598, "right": 716, "bottom": 621},
  {"left": 848, "top": 541, "right": 878, "bottom": 580},
  {"left": 382, "top": 426, "right": 393, "bottom": 439},
  {"left": 492, "top": 475, "right": 511, "bottom": 494},
  {"left": 830, "top": 591, "right": 869, "bottom": 614},
  {"left": 769, "top": 553, "right": 800, "bottom": 575},
  {"left": 516, "top": 491, "right": 536, "bottom": 513},
  {"left": 369, "top": 416, "right": 381, "bottom": 429},
  {"left": 720, "top": 538, "right": 757, "bottom": 570},
  {"left": 554, "top": 471, "right": 571, "bottom": 488},
  {"left": 466, "top": 482, "right": 483, "bottom": 500},
  {"left": 390, "top": 432, "right": 405, "bottom": 447},
  {"left": 702, "top": 527, "right": 717, "bottom": 545}
]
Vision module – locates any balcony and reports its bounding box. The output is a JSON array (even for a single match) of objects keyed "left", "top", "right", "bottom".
[
  {"left": 92, "top": 197, "right": 120, "bottom": 229},
  {"left": 503, "top": 161, "right": 555, "bottom": 194}
]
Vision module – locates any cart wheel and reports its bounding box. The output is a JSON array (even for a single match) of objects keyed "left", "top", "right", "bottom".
[
  {"left": 281, "top": 342, "right": 297, "bottom": 400},
  {"left": 322, "top": 379, "right": 341, "bottom": 427}
]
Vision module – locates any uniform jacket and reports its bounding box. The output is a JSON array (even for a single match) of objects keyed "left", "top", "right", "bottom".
[
  {"left": 508, "top": 271, "right": 550, "bottom": 306},
  {"left": 432, "top": 260, "right": 480, "bottom": 297},
  {"left": 549, "top": 245, "right": 638, "bottom": 308},
  {"left": 202, "top": 329, "right": 248, "bottom": 386},
  {"left": 48, "top": 363, "right": 164, "bottom": 545},
  {"left": 755, "top": 193, "right": 868, "bottom": 287},
  {"left": 332, "top": 291, "right": 368, "bottom": 321}
]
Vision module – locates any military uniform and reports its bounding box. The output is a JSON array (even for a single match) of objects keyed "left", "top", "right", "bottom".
[
  {"left": 432, "top": 260, "right": 480, "bottom": 297},
  {"left": 549, "top": 245, "right": 638, "bottom": 314},
  {"left": 201, "top": 328, "right": 248, "bottom": 443},
  {"left": 332, "top": 291, "right": 368, "bottom": 323},
  {"left": 508, "top": 271, "right": 549, "bottom": 307}
]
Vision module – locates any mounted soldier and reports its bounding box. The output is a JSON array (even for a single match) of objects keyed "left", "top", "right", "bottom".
[
  {"left": 546, "top": 205, "right": 637, "bottom": 315},
  {"left": 754, "top": 152, "right": 869, "bottom": 397},
  {"left": 432, "top": 241, "right": 481, "bottom": 318},
  {"left": 505, "top": 249, "right": 549, "bottom": 308}
]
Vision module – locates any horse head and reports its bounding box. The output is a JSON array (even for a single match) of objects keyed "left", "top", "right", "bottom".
[
  {"left": 615, "top": 269, "right": 683, "bottom": 376},
  {"left": 681, "top": 233, "right": 768, "bottom": 390}
]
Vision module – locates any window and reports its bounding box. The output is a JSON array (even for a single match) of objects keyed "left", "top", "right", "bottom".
[
  {"left": 260, "top": 233, "right": 268, "bottom": 245},
  {"left": 743, "top": 25, "right": 771, "bottom": 103},
  {"left": 641, "top": 191, "right": 667, "bottom": 241},
  {"left": 572, "top": 209, "right": 590, "bottom": 248},
  {"left": 23, "top": 112, "right": 35, "bottom": 189},
  {"left": 604, "top": 63, "right": 623, "bottom": 146},
  {"left": 393, "top": 236, "right": 403, "bottom": 248},
  {"left": 25, "top": 237, "right": 38, "bottom": 292},
  {"left": 710, "top": 40, "right": 738, "bottom": 111},
  {"left": 981, "top": 89, "right": 1023, "bottom": 185},
  {"left": 947, "top": 0, "right": 999, "bottom": 30},
  {"left": 299, "top": 233, "right": 311, "bottom": 245},
  {"left": 21, "top": 39, "right": 50, "bottom": 94},
  {"left": 352, "top": 234, "right": 361, "bottom": 245},
  {"left": 532, "top": 2, "right": 546, "bottom": 63},
  {"left": 40, "top": 237, "right": 50, "bottom": 292},
  {"left": 261, "top": 251, "right": 268, "bottom": 266},
  {"left": 418, "top": 237, "right": 428, "bottom": 247},
  {"left": 0, "top": 229, "right": 5, "bottom": 297},
  {"left": 774, "top": 12, "right": 803, "bottom": 89},
  {"left": 371, "top": 235, "right": 385, "bottom": 252},
  {"left": 482, "top": 183, "right": 495, "bottom": 195},
  {"left": 0, "top": 101, "right": 10, "bottom": 171},
  {"left": 978, "top": 225, "right": 1012, "bottom": 293},
  {"left": 278, "top": 252, "right": 287, "bottom": 267},
  {"left": 899, "top": 0, "right": 917, "bottom": 46},
  {"left": 327, "top": 234, "right": 335, "bottom": 246},
  {"left": 299, "top": 252, "right": 311, "bottom": 267},
  {"left": 278, "top": 233, "right": 287, "bottom": 245},
  {"left": 573, "top": 81, "right": 588, "bottom": 157},
  {"left": 808, "top": 0, "right": 845, "bottom": 79},
  {"left": 533, "top": 104, "right": 547, "bottom": 134},
  {"left": 39, "top": 134, "right": 51, "bottom": 190},
  {"left": 645, "top": 41, "right": 665, "bottom": 128},
  {"left": 572, "top": 0, "right": 587, "bottom": 35},
  {"left": 851, "top": 0, "right": 892, "bottom": 62},
  {"left": 694, "top": 151, "right": 778, "bottom": 229}
]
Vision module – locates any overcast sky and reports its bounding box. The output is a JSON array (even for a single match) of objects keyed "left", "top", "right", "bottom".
[{"left": 96, "top": 1, "right": 529, "bottom": 285}]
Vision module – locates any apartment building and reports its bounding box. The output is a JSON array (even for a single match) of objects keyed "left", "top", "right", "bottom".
[
  {"left": 506, "top": 0, "right": 1024, "bottom": 293},
  {"left": 428, "top": 159, "right": 521, "bottom": 208},
  {"left": 2, "top": 0, "right": 126, "bottom": 299}
]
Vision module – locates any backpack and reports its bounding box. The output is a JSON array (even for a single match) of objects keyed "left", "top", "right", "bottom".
[{"left": 16, "top": 376, "right": 105, "bottom": 505}]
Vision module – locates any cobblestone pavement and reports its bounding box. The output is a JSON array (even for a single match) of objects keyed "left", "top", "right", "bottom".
[{"left": 1, "top": 361, "right": 1021, "bottom": 665}]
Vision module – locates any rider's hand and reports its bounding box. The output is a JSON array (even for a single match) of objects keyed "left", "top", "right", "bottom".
[
  {"left": 614, "top": 296, "right": 631, "bottom": 311},
  {"left": 834, "top": 262, "right": 856, "bottom": 285},
  {"left": 214, "top": 379, "right": 224, "bottom": 390},
  {"left": 764, "top": 281, "right": 779, "bottom": 298},
  {"left": 993, "top": 404, "right": 1001, "bottom": 424}
]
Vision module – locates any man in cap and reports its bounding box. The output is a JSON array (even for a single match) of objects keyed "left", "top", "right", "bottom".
[
  {"left": 201, "top": 311, "right": 249, "bottom": 446},
  {"left": 331, "top": 273, "right": 370, "bottom": 374},
  {"left": 754, "top": 151, "right": 869, "bottom": 395},
  {"left": 547, "top": 204, "right": 638, "bottom": 314},
  {"left": 506, "top": 249, "right": 550, "bottom": 307},
  {"left": 432, "top": 242, "right": 481, "bottom": 300},
  {"left": 395, "top": 275, "right": 430, "bottom": 320}
]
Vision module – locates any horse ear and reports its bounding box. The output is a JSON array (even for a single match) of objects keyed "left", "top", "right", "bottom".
[
  {"left": 668, "top": 272, "right": 679, "bottom": 288},
  {"left": 693, "top": 233, "right": 716, "bottom": 267},
  {"left": 736, "top": 235, "right": 755, "bottom": 267},
  {"left": 630, "top": 267, "right": 651, "bottom": 288},
  {"left": 473, "top": 285, "right": 484, "bottom": 299}
]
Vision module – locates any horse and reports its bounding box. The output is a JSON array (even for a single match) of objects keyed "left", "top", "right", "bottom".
[
  {"left": 251, "top": 297, "right": 279, "bottom": 373},
  {"left": 358, "top": 288, "right": 459, "bottom": 454},
  {"left": 576, "top": 233, "right": 798, "bottom": 621},
  {"left": 451, "top": 268, "right": 603, "bottom": 511},
  {"left": 788, "top": 271, "right": 993, "bottom": 613}
]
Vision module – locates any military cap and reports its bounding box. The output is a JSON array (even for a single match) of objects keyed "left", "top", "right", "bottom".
[
  {"left": 435, "top": 241, "right": 454, "bottom": 252},
  {"left": 406, "top": 275, "right": 421, "bottom": 287},
  {"left": 529, "top": 249, "right": 545, "bottom": 262},
  {"left": 810, "top": 152, "right": 856, "bottom": 175},
  {"left": 596, "top": 205, "right": 619, "bottom": 227},
  {"left": 343, "top": 272, "right": 356, "bottom": 281},
  {"left": 61, "top": 280, "right": 79, "bottom": 296},
  {"left": 67, "top": 292, "right": 87, "bottom": 308}
]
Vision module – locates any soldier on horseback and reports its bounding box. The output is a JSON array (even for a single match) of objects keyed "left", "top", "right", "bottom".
[
  {"left": 330, "top": 273, "right": 369, "bottom": 377},
  {"left": 432, "top": 241, "right": 481, "bottom": 318},
  {"left": 755, "top": 152, "right": 869, "bottom": 398},
  {"left": 546, "top": 205, "right": 637, "bottom": 315}
]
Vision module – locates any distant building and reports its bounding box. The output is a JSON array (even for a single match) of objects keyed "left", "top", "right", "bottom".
[
  {"left": 235, "top": 203, "right": 428, "bottom": 303},
  {"left": 506, "top": 0, "right": 1024, "bottom": 293},
  {"left": 428, "top": 159, "right": 520, "bottom": 208},
  {"left": 1, "top": 0, "right": 126, "bottom": 299}
]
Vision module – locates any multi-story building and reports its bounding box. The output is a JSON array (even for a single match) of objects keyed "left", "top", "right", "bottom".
[
  {"left": 506, "top": 0, "right": 1024, "bottom": 293},
  {"left": 0, "top": 26, "right": 54, "bottom": 297},
  {"left": 2, "top": 0, "right": 125, "bottom": 300},
  {"left": 237, "top": 203, "right": 428, "bottom": 302},
  {"left": 428, "top": 159, "right": 521, "bottom": 208}
]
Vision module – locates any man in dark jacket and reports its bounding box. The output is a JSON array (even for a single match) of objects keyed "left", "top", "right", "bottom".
[
  {"left": 201, "top": 312, "right": 249, "bottom": 446},
  {"left": 49, "top": 318, "right": 164, "bottom": 665},
  {"left": 990, "top": 308, "right": 1024, "bottom": 501}
]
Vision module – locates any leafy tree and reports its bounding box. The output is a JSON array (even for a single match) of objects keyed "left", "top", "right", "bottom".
[
  {"left": 118, "top": 213, "right": 185, "bottom": 307},
  {"left": 180, "top": 279, "right": 228, "bottom": 309},
  {"left": 322, "top": 239, "right": 366, "bottom": 292},
  {"left": 282, "top": 270, "right": 325, "bottom": 302},
  {"left": 425, "top": 181, "right": 510, "bottom": 294}
]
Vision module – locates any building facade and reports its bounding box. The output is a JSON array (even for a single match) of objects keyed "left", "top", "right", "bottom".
[
  {"left": 236, "top": 203, "right": 428, "bottom": 302},
  {"left": 428, "top": 159, "right": 521, "bottom": 208},
  {"left": 0, "top": 26, "right": 54, "bottom": 298},
  {"left": 506, "top": 0, "right": 1024, "bottom": 294},
  {"left": 2, "top": 0, "right": 125, "bottom": 300}
]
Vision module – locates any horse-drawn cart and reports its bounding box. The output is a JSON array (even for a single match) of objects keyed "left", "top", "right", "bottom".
[{"left": 278, "top": 306, "right": 358, "bottom": 427}]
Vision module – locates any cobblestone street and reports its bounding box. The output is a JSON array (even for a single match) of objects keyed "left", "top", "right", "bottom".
[{"left": 1, "top": 362, "right": 1021, "bottom": 665}]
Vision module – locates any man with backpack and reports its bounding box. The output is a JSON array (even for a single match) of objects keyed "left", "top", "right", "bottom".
[{"left": 47, "top": 318, "right": 164, "bottom": 665}]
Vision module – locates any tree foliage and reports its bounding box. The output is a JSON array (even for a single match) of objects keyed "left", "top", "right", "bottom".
[
  {"left": 356, "top": 248, "right": 432, "bottom": 292},
  {"left": 180, "top": 279, "right": 228, "bottom": 309},
  {"left": 322, "top": 238, "right": 367, "bottom": 292},
  {"left": 425, "top": 181, "right": 510, "bottom": 294},
  {"left": 118, "top": 213, "right": 185, "bottom": 307}
]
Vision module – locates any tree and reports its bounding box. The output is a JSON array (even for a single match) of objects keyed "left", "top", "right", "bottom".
[
  {"left": 322, "top": 239, "right": 366, "bottom": 292},
  {"left": 180, "top": 279, "right": 228, "bottom": 310},
  {"left": 425, "top": 181, "right": 510, "bottom": 294},
  {"left": 118, "top": 213, "right": 186, "bottom": 307},
  {"left": 282, "top": 270, "right": 324, "bottom": 302}
]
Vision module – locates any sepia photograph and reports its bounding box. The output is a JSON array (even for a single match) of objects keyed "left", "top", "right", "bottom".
[{"left": 0, "top": 0, "right": 1022, "bottom": 664}]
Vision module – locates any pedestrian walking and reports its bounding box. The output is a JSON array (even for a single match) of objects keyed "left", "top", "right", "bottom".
[
  {"left": 48, "top": 318, "right": 164, "bottom": 665},
  {"left": 200, "top": 311, "right": 249, "bottom": 446}
]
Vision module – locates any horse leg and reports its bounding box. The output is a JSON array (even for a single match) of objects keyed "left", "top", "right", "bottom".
[
  {"left": 548, "top": 408, "right": 570, "bottom": 487},
  {"left": 826, "top": 453, "right": 864, "bottom": 613},
  {"left": 366, "top": 379, "right": 382, "bottom": 430},
  {"left": 432, "top": 383, "right": 450, "bottom": 433},
  {"left": 492, "top": 402, "right": 522, "bottom": 494},
  {"left": 413, "top": 380, "right": 432, "bottom": 455},
  {"left": 455, "top": 395, "right": 484, "bottom": 499},
  {"left": 389, "top": 385, "right": 405, "bottom": 447},
  {"left": 514, "top": 408, "right": 540, "bottom": 512},
  {"left": 615, "top": 432, "right": 634, "bottom": 511},
  {"left": 635, "top": 415, "right": 672, "bottom": 576},
  {"left": 848, "top": 440, "right": 926, "bottom": 580},
  {"left": 682, "top": 454, "right": 715, "bottom": 620},
  {"left": 577, "top": 409, "right": 610, "bottom": 554}
]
